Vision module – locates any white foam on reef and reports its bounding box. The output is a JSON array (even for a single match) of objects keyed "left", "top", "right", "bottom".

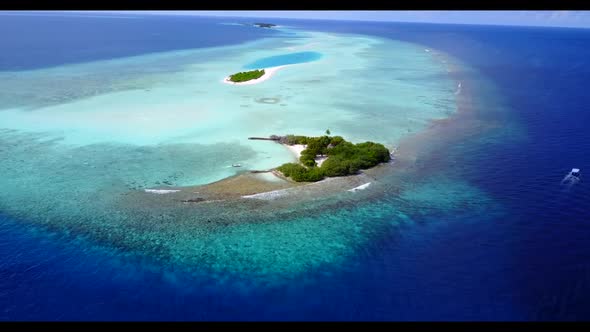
[
  {"left": 348, "top": 182, "right": 371, "bottom": 192},
  {"left": 144, "top": 189, "right": 180, "bottom": 194},
  {"left": 242, "top": 188, "right": 290, "bottom": 200}
]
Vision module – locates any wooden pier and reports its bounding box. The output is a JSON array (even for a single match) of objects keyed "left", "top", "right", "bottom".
[{"left": 247, "top": 135, "right": 282, "bottom": 141}]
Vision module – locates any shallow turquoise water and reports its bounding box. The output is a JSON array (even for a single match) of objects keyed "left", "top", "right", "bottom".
[
  {"left": 3, "top": 16, "right": 590, "bottom": 321},
  {"left": 0, "top": 29, "right": 455, "bottom": 185},
  {"left": 0, "top": 26, "right": 464, "bottom": 285},
  {"left": 243, "top": 51, "right": 323, "bottom": 69}
]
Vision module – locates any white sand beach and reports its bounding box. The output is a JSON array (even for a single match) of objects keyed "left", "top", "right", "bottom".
[
  {"left": 253, "top": 171, "right": 289, "bottom": 183},
  {"left": 284, "top": 144, "right": 327, "bottom": 167},
  {"left": 222, "top": 65, "right": 288, "bottom": 86},
  {"left": 285, "top": 144, "right": 306, "bottom": 159},
  {"left": 315, "top": 156, "right": 327, "bottom": 167}
]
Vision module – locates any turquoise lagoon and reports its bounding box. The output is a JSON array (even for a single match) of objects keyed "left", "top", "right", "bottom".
[{"left": 0, "top": 27, "right": 487, "bottom": 286}]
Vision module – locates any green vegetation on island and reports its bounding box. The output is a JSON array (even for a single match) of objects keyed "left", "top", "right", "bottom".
[
  {"left": 229, "top": 69, "right": 265, "bottom": 83},
  {"left": 276, "top": 134, "right": 391, "bottom": 182},
  {"left": 253, "top": 23, "right": 277, "bottom": 28}
]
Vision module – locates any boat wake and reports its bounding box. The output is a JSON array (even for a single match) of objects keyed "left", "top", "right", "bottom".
[{"left": 560, "top": 168, "right": 581, "bottom": 190}]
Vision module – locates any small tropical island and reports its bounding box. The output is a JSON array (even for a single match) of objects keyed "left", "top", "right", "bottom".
[
  {"left": 140, "top": 131, "right": 392, "bottom": 202},
  {"left": 253, "top": 23, "right": 277, "bottom": 28},
  {"left": 228, "top": 69, "right": 265, "bottom": 83},
  {"left": 251, "top": 131, "right": 391, "bottom": 182}
]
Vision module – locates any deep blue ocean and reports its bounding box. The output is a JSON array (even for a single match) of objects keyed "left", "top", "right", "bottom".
[{"left": 1, "top": 13, "right": 589, "bottom": 321}]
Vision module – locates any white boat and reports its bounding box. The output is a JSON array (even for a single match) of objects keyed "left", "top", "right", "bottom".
[
  {"left": 561, "top": 168, "right": 581, "bottom": 185},
  {"left": 232, "top": 164, "right": 242, "bottom": 167},
  {"left": 571, "top": 168, "right": 581, "bottom": 177}
]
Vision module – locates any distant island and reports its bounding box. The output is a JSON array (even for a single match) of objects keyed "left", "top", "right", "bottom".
[
  {"left": 253, "top": 23, "right": 277, "bottom": 28},
  {"left": 228, "top": 69, "right": 265, "bottom": 83},
  {"left": 249, "top": 132, "right": 391, "bottom": 182}
]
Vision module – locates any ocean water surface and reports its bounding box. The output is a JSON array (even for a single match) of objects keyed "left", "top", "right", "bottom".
[{"left": 1, "top": 13, "right": 589, "bottom": 321}]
